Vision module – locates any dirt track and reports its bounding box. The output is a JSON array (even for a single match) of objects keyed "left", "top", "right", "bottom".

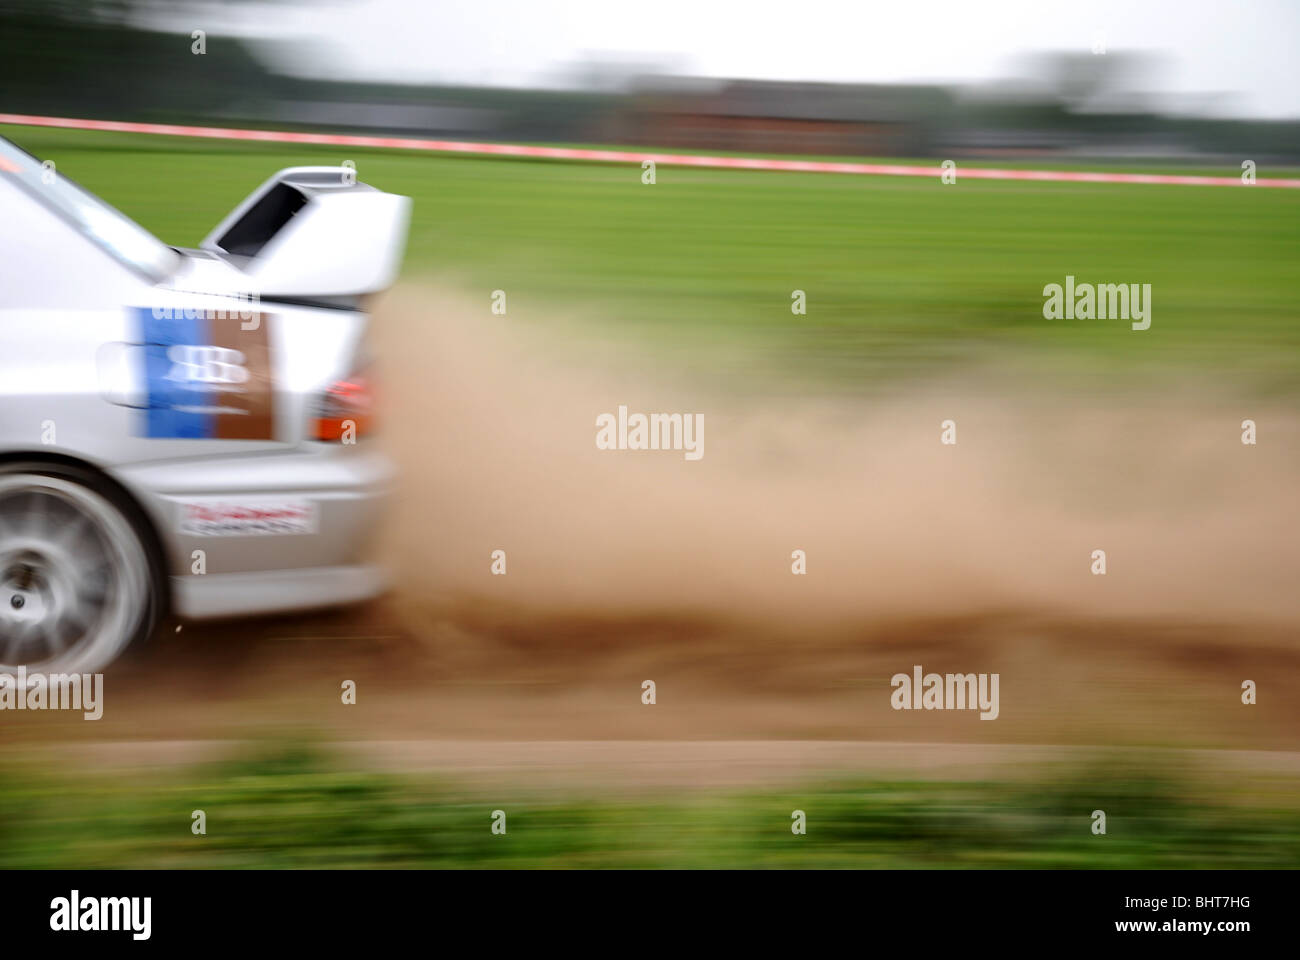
[
  {"left": 6, "top": 283, "right": 1298, "bottom": 766},
  {"left": 2, "top": 601, "right": 1286, "bottom": 755}
]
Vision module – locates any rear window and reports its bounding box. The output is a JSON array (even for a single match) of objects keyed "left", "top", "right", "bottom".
[
  {"left": 0, "top": 135, "right": 179, "bottom": 282},
  {"left": 216, "top": 182, "right": 308, "bottom": 258}
]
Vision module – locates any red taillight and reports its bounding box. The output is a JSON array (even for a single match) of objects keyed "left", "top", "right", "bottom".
[{"left": 313, "top": 373, "right": 375, "bottom": 441}]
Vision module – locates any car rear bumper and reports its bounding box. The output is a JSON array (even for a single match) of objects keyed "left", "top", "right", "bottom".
[
  {"left": 172, "top": 563, "right": 388, "bottom": 619},
  {"left": 114, "top": 444, "right": 393, "bottom": 619}
]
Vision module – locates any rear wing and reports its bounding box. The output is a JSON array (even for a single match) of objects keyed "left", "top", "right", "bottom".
[{"left": 201, "top": 166, "right": 411, "bottom": 298}]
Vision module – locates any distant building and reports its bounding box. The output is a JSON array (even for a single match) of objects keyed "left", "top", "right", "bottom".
[{"left": 607, "top": 78, "right": 953, "bottom": 156}]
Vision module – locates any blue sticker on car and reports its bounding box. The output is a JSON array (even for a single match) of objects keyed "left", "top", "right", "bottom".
[{"left": 136, "top": 306, "right": 275, "bottom": 440}]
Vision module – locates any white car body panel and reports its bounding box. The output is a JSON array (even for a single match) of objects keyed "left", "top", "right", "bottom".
[{"left": 0, "top": 138, "right": 405, "bottom": 628}]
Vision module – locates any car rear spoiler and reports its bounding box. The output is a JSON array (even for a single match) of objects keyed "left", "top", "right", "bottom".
[{"left": 200, "top": 167, "right": 411, "bottom": 298}]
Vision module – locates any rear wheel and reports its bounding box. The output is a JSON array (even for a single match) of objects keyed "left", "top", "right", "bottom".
[{"left": 0, "top": 464, "right": 159, "bottom": 676}]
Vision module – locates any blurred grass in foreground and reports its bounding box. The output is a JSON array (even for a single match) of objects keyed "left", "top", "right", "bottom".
[
  {"left": 3, "top": 745, "right": 1298, "bottom": 868},
  {"left": 5, "top": 125, "right": 1298, "bottom": 394}
]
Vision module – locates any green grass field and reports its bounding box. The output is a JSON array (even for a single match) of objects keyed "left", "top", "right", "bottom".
[
  {"left": 7, "top": 124, "right": 1298, "bottom": 393},
  {"left": 4, "top": 745, "right": 1298, "bottom": 868}
]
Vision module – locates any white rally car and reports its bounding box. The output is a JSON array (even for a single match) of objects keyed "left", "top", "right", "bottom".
[{"left": 0, "top": 134, "right": 408, "bottom": 676}]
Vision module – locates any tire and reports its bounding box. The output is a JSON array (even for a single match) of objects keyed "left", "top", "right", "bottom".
[{"left": 0, "top": 462, "right": 161, "bottom": 676}]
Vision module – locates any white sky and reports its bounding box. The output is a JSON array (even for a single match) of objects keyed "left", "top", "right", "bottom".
[{"left": 171, "top": 0, "right": 1300, "bottom": 118}]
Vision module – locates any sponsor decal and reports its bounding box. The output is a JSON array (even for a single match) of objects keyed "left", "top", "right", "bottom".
[
  {"left": 178, "top": 499, "right": 317, "bottom": 537},
  {"left": 138, "top": 306, "right": 276, "bottom": 439}
]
